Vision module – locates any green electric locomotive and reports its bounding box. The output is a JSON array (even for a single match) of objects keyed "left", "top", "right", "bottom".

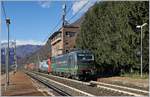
[{"left": 51, "top": 50, "right": 96, "bottom": 80}]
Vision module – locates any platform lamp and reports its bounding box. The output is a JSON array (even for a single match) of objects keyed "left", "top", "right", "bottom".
[
  {"left": 6, "top": 17, "right": 10, "bottom": 86},
  {"left": 136, "top": 23, "right": 147, "bottom": 77}
]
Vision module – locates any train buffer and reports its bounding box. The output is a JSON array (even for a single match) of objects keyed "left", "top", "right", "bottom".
[{"left": 1, "top": 71, "right": 48, "bottom": 96}]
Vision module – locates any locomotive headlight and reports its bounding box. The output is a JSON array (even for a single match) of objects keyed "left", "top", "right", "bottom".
[
  {"left": 75, "top": 65, "right": 78, "bottom": 70},
  {"left": 91, "top": 69, "right": 94, "bottom": 75}
]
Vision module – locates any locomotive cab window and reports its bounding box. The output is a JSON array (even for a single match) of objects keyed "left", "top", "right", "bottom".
[
  {"left": 68, "top": 55, "right": 72, "bottom": 64},
  {"left": 77, "top": 53, "right": 94, "bottom": 61},
  {"left": 68, "top": 54, "right": 75, "bottom": 68}
]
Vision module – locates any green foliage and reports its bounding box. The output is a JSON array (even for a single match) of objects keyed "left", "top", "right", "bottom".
[
  {"left": 76, "top": 1, "right": 149, "bottom": 74},
  {"left": 121, "top": 72, "right": 149, "bottom": 79}
]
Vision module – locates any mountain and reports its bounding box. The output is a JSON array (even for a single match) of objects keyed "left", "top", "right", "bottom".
[
  {"left": 16, "top": 45, "right": 42, "bottom": 58},
  {"left": 21, "top": 40, "right": 51, "bottom": 65},
  {"left": 1, "top": 43, "right": 43, "bottom": 65}
]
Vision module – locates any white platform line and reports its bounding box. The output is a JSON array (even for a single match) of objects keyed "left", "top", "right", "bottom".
[
  {"left": 37, "top": 74, "right": 95, "bottom": 96},
  {"left": 44, "top": 73, "right": 90, "bottom": 85},
  {"left": 90, "top": 81, "right": 149, "bottom": 93},
  {"left": 97, "top": 85, "right": 142, "bottom": 96}
]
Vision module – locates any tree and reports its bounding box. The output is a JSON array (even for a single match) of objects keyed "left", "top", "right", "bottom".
[{"left": 76, "top": 1, "right": 149, "bottom": 74}]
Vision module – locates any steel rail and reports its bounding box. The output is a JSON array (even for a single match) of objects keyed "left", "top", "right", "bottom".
[
  {"left": 25, "top": 72, "right": 71, "bottom": 96},
  {"left": 25, "top": 71, "right": 95, "bottom": 96},
  {"left": 27, "top": 71, "right": 149, "bottom": 96}
]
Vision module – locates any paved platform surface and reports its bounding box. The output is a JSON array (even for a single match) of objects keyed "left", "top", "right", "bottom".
[
  {"left": 97, "top": 76, "right": 149, "bottom": 90},
  {"left": 1, "top": 71, "right": 46, "bottom": 96}
]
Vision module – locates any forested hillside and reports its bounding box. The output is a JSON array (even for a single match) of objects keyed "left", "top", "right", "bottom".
[
  {"left": 76, "top": 1, "right": 149, "bottom": 75},
  {"left": 21, "top": 39, "right": 51, "bottom": 65}
]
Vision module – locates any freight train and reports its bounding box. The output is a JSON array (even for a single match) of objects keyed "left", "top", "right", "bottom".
[
  {"left": 26, "top": 50, "right": 97, "bottom": 80},
  {"left": 38, "top": 59, "right": 52, "bottom": 73}
]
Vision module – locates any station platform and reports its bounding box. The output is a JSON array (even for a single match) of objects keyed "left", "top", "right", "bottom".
[{"left": 1, "top": 71, "right": 46, "bottom": 96}]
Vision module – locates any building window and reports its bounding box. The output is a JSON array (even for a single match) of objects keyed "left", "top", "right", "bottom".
[
  {"left": 66, "top": 42, "right": 68, "bottom": 45},
  {"left": 66, "top": 50, "right": 69, "bottom": 53},
  {"left": 66, "top": 32, "right": 76, "bottom": 37},
  {"left": 57, "top": 33, "right": 61, "bottom": 37}
]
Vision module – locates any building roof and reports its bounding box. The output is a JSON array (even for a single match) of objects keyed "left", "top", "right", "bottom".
[
  {"left": 49, "top": 31, "right": 61, "bottom": 39},
  {"left": 48, "top": 15, "right": 83, "bottom": 40}
]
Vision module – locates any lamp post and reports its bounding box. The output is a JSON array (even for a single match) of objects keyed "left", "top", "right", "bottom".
[
  {"left": 6, "top": 17, "right": 10, "bottom": 86},
  {"left": 14, "top": 40, "right": 17, "bottom": 72},
  {"left": 136, "top": 23, "right": 147, "bottom": 77}
]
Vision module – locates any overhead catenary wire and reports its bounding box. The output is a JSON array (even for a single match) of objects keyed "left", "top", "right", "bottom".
[
  {"left": 42, "top": 18, "right": 62, "bottom": 44},
  {"left": 49, "top": 2, "right": 73, "bottom": 35},
  {"left": 2, "top": 2, "right": 15, "bottom": 44},
  {"left": 66, "top": 2, "right": 73, "bottom": 16},
  {"left": 49, "top": 0, "right": 89, "bottom": 36},
  {"left": 43, "top": 1, "right": 89, "bottom": 44},
  {"left": 1, "top": 1, "right": 7, "bottom": 20},
  {"left": 27, "top": 1, "right": 91, "bottom": 62},
  {"left": 42, "top": 2, "right": 73, "bottom": 44},
  {"left": 68, "top": 0, "right": 89, "bottom": 23}
]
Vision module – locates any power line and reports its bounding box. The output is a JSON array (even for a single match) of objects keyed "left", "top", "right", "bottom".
[
  {"left": 65, "top": 2, "right": 73, "bottom": 22},
  {"left": 43, "top": 2, "right": 73, "bottom": 44},
  {"left": 43, "top": 1, "right": 87, "bottom": 44},
  {"left": 66, "top": 2, "right": 73, "bottom": 16},
  {"left": 68, "top": 0, "right": 89, "bottom": 22},
  {"left": 2, "top": 1, "right": 7, "bottom": 20},
  {"left": 42, "top": 17, "right": 61, "bottom": 44},
  {"left": 2, "top": 2, "right": 15, "bottom": 41}
]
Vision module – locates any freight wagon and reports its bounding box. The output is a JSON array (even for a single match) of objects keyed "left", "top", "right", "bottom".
[
  {"left": 38, "top": 59, "right": 52, "bottom": 74},
  {"left": 26, "top": 63, "right": 36, "bottom": 70}
]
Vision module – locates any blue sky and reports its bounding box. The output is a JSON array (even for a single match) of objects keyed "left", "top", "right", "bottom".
[{"left": 1, "top": 0, "right": 98, "bottom": 45}]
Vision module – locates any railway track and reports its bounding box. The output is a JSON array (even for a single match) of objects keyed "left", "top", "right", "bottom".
[
  {"left": 25, "top": 71, "right": 95, "bottom": 96},
  {"left": 27, "top": 71, "right": 149, "bottom": 96},
  {"left": 25, "top": 72, "right": 71, "bottom": 96}
]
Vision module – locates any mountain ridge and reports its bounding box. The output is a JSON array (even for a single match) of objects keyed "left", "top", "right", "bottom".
[{"left": 1, "top": 43, "right": 43, "bottom": 65}]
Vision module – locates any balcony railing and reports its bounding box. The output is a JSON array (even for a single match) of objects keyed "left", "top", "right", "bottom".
[{"left": 51, "top": 37, "right": 61, "bottom": 45}]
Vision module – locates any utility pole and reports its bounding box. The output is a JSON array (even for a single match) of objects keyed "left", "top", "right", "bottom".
[
  {"left": 62, "top": 3, "right": 66, "bottom": 27},
  {"left": 6, "top": 17, "right": 10, "bottom": 86},
  {"left": 4, "top": 47, "right": 7, "bottom": 90},
  {"left": 37, "top": 54, "right": 40, "bottom": 71},
  {"left": 14, "top": 40, "right": 17, "bottom": 72}
]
